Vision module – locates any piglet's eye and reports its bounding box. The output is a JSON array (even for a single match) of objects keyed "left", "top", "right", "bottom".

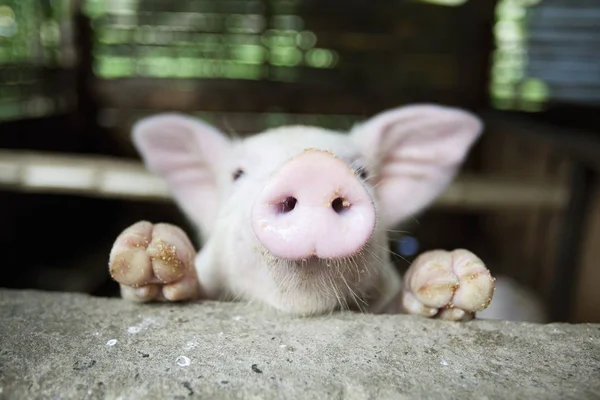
[
  {"left": 356, "top": 166, "right": 369, "bottom": 180},
  {"left": 232, "top": 168, "right": 245, "bottom": 181}
]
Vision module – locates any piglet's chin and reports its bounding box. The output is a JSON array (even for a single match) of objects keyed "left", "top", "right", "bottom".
[{"left": 253, "top": 240, "right": 377, "bottom": 316}]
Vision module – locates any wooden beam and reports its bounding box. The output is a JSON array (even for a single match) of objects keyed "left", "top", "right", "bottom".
[
  {"left": 0, "top": 150, "right": 568, "bottom": 210},
  {"left": 93, "top": 78, "right": 466, "bottom": 116}
]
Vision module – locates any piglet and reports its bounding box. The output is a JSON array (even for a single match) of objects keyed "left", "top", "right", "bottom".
[{"left": 108, "top": 104, "right": 495, "bottom": 321}]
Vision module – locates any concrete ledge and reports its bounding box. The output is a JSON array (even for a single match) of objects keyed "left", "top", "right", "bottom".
[{"left": 0, "top": 289, "right": 598, "bottom": 399}]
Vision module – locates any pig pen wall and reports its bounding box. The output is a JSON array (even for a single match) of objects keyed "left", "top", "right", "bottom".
[{"left": 0, "top": 0, "right": 599, "bottom": 323}]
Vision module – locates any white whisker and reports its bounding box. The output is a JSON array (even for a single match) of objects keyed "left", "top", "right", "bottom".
[{"left": 371, "top": 242, "right": 411, "bottom": 265}]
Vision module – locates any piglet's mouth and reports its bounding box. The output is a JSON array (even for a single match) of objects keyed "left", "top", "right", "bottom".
[
  {"left": 291, "top": 255, "right": 331, "bottom": 268},
  {"left": 257, "top": 243, "right": 371, "bottom": 271}
]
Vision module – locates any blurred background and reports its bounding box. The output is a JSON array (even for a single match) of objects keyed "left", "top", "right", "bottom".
[{"left": 0, "top": 0, "right": 598, "bottom": 323}]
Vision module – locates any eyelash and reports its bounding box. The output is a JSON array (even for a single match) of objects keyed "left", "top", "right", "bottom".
[{"left": 232, "top": 168, "right": 244, "bottom": 181}]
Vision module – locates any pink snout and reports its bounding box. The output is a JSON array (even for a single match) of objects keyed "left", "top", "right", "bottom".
[{"left": 251, "top": 149, "right": 376, "bottom": 260}]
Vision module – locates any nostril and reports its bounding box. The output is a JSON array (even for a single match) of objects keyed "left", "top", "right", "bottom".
[
  {"left": 277, "top": 196, "right": 297, "bottom": 214},
  {"left": 331, "top": 197, "right": 350, "bottom": 214}
]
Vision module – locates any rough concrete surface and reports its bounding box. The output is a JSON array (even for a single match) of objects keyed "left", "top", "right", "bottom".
[{"left": 0, "top": 289, "right": 598, "bottom": 400}]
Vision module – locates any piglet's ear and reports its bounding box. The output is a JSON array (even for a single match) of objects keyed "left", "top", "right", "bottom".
[
  {"left": 351, "top": 104, "right": 482, "bottom": 228},
  {"left": 132, "top": 113, "right": 230, "bottom": 236}
]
